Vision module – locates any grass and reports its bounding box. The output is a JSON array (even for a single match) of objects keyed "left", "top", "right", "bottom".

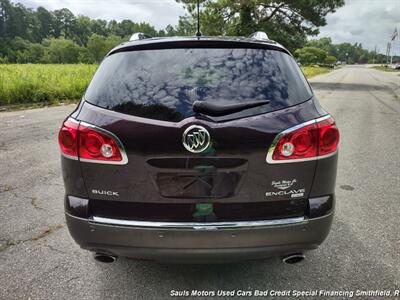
[
  {"left": 0, "top": 64, "right": 97, "bottom": 107},
  {"left": 301, "top": 66, "right": 332, "bottom": 78},
  {"left": 371, "top": 65, "right": 400, "bottom": 72},
  {"left": 0, "top": 64, "right": 333, "bottom": 109}
]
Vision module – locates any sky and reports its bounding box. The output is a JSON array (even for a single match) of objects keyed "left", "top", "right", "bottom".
[
  {"left": 317, "top": 0, "right": 399, "bottom": 54},
  {"left": 18, "top": 0, "right": 400, "bottom": 54}
]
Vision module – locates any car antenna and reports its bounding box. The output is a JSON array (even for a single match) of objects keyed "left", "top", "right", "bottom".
[{"left": 195, "top": 0, "right": 201, "bottom": 38}]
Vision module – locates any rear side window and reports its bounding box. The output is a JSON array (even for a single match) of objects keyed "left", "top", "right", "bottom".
[{"left": 85, "top": 48, "right": 312, "bottom": 122}]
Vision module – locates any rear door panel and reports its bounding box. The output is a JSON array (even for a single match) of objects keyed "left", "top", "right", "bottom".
[{"left": 77, "top": 99, "right": 320, "bottom": 204}]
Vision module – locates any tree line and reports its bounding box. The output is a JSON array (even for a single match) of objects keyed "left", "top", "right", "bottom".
[
  {"left": 0, "top": 0, "right": 166, "bottom": 63},
  {"left": 0, "top": 0, "right": 389, "bottom": 65},
  {"left": 296, "top": 38, "right": 389, "bottom": 65}
]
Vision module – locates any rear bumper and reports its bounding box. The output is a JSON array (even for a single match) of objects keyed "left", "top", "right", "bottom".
[{"left": 65, "top": 211, "right": 333, "bottom": 263}]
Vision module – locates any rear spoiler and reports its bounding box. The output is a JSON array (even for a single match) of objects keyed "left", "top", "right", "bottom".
[{"left": 107, "top": 39, "right": 291, "bottom": 57}]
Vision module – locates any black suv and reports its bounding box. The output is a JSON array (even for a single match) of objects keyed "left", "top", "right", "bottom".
[{"left": 59, "top": 32, "right": 339, "bottom": 263}]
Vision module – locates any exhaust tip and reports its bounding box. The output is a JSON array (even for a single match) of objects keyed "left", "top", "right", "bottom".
[
  {"left": 282, "top": 253, "right": 305, "bottom": 264},
  {"left": 94, "top": 253, "right": 117, "bottom": 263}
]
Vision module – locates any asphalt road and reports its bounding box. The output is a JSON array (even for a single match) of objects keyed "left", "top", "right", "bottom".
[{"left": 0, "top": 65, "right": 399, "bottom": 299}]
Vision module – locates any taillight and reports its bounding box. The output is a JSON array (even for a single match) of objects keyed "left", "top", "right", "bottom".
[
  {"left": 58, "top": 118, "right": 127, "bottom": 164},
  {"left": 317, "top": 118, "right": 340, "bottom": 156},
  {"left": 267, "top": 116, "right": 339, "bottom": 163},
  {"left": 79, "top": 123, "right": 123, "bottom": 162},
  {"left": 58, "top": 119, "right": 79, "bottom": 158}
]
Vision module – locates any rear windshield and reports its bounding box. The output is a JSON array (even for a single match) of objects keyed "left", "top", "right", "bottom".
[{"left": 85, "top": 48, "right": 312, "bottom": 122}]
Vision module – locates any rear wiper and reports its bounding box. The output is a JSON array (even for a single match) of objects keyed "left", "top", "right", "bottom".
[{"left": 192, "top": 100, "right": 270, "bottom": 117}]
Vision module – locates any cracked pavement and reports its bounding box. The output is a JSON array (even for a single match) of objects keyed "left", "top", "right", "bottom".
[{"left": 0, "top": 65, "right": 399, "bottom": 299}]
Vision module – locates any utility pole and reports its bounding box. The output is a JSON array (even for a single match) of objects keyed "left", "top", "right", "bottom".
[
  {"left": 372, "top": 45, "right": 377, "bottom": 64},
  {"left": 390, "top": 27, "right": 398, "bottom": 65},
  {"left": 386, "top": 42, "right": 391, "bottom": 65},
  {"left": 390, "top": 41, "right": 393, "bottom": 65},
  {"left": 390, "top": 41, "right": 395, "bottom": 65}
]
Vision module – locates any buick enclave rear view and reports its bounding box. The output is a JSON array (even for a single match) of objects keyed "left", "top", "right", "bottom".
[{"left": 58, "top": 33, "right": 339, "bottom": 263}]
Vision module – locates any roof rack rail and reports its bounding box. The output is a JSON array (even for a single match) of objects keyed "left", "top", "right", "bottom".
[
  {"left": 129, "top": 32, "right": 152, "bottom": 41},
  {"left": 250, "top": 31, "right": 269, "bottom": 40}
]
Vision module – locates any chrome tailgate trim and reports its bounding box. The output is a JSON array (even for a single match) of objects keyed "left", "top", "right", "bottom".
[{"left": 90, "top": 216, "right": 307, "bottom": 230}]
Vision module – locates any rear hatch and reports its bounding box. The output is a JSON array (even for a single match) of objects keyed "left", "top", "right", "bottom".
[{"left": 76, "top": 44, "right": 320, "bottom": 221}]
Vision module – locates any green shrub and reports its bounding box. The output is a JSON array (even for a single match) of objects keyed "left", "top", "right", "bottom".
[{"left": 301, "top": 66, "right": 331, "bottom": 78}]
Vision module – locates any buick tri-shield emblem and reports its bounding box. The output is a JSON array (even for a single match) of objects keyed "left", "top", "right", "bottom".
[{"left": 182, "top": 125, "right": 210, "bottom": 153}]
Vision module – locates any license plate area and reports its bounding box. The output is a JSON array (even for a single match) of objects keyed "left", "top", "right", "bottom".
[
  {"left": 156, "top": 171, "right": 243, "bottom": 198},
  {"left": 147, "top": 158, "right": 248, "bottom": 199}
]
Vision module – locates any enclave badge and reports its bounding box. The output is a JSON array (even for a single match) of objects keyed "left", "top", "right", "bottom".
[{"left": 182, "top": 125, "right": 210, "bottom": 153}]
